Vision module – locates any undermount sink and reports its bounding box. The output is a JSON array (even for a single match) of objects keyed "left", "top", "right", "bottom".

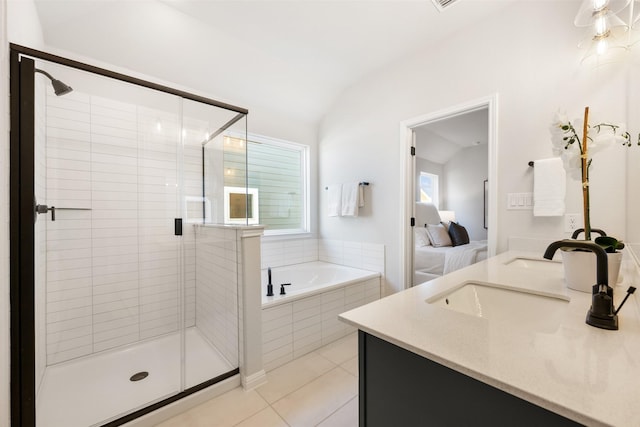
[
  {"left": 426, "top": 282, "right": 569, "bottom": 331},
  {"left": 504, "top": 257, "right": 563, "bottom": 272}
]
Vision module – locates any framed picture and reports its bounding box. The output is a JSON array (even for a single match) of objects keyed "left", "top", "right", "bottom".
[{"left": 483, "top": 179, "right": 488, "bottom": 230}]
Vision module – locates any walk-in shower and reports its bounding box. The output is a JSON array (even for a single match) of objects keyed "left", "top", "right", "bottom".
[{"left": 10, "top": 45, "right": 251, "bottom": 427}]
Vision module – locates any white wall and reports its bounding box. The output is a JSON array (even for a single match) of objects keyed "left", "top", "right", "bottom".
[
  {"left": 319, "top": 1, "right": 629, "bottom": 295},
  {"left": 443, "top": 144, "right": 488, "bottom": 241},
  {"left": 7, "top": 0, "right": 44, "bottom": 48},
  {"left": 1, "top": 0, "right": 10, "bottom": 423}
]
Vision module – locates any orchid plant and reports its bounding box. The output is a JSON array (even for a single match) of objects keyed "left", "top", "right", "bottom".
[{"left": 549, "top": 106, "right": 637, "bottom": 251}]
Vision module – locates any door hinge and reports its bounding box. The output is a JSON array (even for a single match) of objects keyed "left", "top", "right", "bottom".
[
  {"left": 174, "top": 218, "right": 183, "bottom": 236},
  {"left": 410, "top": 146, "right": 415, "bottom": 156},
  {"left": 410, "top": 217, "right": 415, "bottom": 227}
]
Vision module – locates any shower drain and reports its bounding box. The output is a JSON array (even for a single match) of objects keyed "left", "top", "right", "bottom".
[{"left": 130, "top": 371, "right": 149, "bottom": 382}]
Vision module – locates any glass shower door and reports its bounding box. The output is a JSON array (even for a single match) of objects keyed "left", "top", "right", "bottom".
[
  {"left": 33, "top": 59, "right": 185, "bottom": 427},
  {"left": 181, "top": 99, "right": 246, "bottom": 389}
]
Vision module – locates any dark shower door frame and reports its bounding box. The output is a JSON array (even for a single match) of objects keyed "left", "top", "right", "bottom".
[{"left": 9, "top": 44, "right": 248, "bottom": 427}]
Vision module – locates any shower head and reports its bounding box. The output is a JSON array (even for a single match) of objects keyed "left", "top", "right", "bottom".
[{"left": 35, "top": 68, "right": 73, "bottom": 96}]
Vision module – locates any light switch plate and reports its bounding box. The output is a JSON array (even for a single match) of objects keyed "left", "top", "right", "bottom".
[{"left": 507, "top": 193, "right": 533, "bottom": 210}]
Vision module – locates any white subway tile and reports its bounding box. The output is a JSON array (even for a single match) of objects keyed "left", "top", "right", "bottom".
[
  {"left": 93, "top": 298, "right": 139, "bottom": 315},
  {"left": 93, "top": 289, "right": 138, "bottom": 305},
  {"left": 93, "top": 315, "right": 137, "bottom": 333},
  {"left": 46, "top": 147, "right": 91, "bottom": 162},
  {"left": 46, "top": 127, "right": 90, "bottom": 143},
  {"left": 47, "top": 306, "right": 93, "bottom": 323},
  {"left": 46, "top": 267, "right": 92, "bottom": 282},
  {"left": 92, "top": 271, "right": 138, "bottom": 286},
  {"left": 47, "top": 345, "right": 93, "bottom": 365},
  {"left": 47, "top": 287, "right": 92, "bottom": 303},
  {"left": 47, "top": 278, "right": 92, "bottom": 293},
  {"left": 47, "top": 158, "right": 92, "bottom": 172},
  {"left": 93, "top": 333, "right": 139, "bottom": 353},
  {"left": 47, "top": 296, "right": 92, "bottom": 314},
  {"left": 47, "top": 315, "right": 92, "bottom": 334},
  {"left": 47, "top": 168, "right": 91, "bottom": 182},
  {"left": 47, "top": 325, "right": 92, "bottom": 344},
  {"left": 93, "top": 324, "right": 139, "bottom": 345},
  {"left": 263, "top": 333, "right": 293, "bottom": 355},
  {"left": 46, "top": 106, "right": 90, "bottom": 122},
  {"left": 46, "top": 178, "right": 92, "bottom": 192},
  {"left": 93, "top": 307, "right": 139, "bottom": 325}
]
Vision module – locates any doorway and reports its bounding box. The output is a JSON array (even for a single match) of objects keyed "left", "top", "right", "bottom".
[{"left": 399, "top": 95, "right": 498, "bottom": 288}]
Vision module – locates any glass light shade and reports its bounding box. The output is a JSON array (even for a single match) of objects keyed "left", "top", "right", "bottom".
[
  {"left": 574, "top": 0, "right": 631, "bottom": 26},
  {"left": 580, "top": 30, "right": 629, "bottom": 65},
  {"left": 592, "top": 12, "right": 628, "bottom": 34},
  {"left": 578, "top": 23, "right": 629, "bottom": 49}
]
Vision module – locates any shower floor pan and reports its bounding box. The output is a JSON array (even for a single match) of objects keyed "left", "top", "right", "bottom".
[{"left": 37, "top": 327, "right": 234, "bottom": 427}]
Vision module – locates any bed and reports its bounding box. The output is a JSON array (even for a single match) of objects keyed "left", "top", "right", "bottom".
[{"left": 413, "top": 202, "right": 487, "bottom": 285}]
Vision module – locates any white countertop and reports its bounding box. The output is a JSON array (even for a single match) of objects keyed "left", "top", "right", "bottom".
[{"left": 339, "top": 250, "right": 640, "bottom": 427}]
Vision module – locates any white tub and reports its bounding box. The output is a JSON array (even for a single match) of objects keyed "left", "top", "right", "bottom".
[{"left": 261, "top": 261, "right": 380, "bottom": 307}]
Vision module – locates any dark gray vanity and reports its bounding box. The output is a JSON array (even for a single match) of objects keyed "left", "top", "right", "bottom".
[{"left": 358, "top": 331, "right": 580, "bottom": 427}]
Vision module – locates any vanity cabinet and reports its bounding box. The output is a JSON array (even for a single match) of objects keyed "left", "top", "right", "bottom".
[{"left": 358, "top": 331, "right": 581, "bottom": 427}]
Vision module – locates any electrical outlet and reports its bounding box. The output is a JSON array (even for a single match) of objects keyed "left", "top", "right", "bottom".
[{"left": 565, "top": 213, "right": 582, "bottom": 233}]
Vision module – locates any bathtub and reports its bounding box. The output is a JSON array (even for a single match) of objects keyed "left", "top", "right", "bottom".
[
  {"left": 261, "top": 261, "right": 381, "bottom": 370},
  {"left": 261, "top": 261, "right": 380, "bottom": 307}
]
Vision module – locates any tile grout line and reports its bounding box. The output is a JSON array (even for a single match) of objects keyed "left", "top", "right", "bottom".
[
  {"left": 262, "top": 364, "right": 358, "bottom": 426},
  {"left": 254, "top": 349, "right": 341, "bottom": 405},
  {"left": 314, "top": 395, "right": 359, "bottom": 427}
]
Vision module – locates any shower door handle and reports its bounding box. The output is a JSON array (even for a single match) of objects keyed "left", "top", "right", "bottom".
[
  {"left": 35, "top": 204, "right": 55, "bottom": 221},
  {"left": 35, "top": 204, "right": 91, "bottom": 222}
]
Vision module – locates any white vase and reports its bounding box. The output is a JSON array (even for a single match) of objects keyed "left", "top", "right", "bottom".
[{"left": 560, "top": 249, "right": 623, "bottom": 293}]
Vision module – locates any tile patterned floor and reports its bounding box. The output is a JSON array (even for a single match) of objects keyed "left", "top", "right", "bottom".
[{"left": 156, "top": 333, "right": 359, "bottom": 427}]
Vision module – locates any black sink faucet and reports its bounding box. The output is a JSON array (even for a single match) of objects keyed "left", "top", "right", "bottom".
[{"left": 543, "top": 239, "right": 618, "bottom": 330}]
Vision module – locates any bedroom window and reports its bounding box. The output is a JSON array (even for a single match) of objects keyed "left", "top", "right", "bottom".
[
  {"left": 224, "top": 133, "right": 309, "bottom": 235},
  {"left": 419, "top": 172, "right": 439, "bottom": 208}
]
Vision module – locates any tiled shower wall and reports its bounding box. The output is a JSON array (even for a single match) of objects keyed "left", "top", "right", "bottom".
[
  {"left": 43, "top": 91, "right": 200, "bottom": 365},
  {"left": 194, "top": 225, "right": 239, "bottom": 365}
]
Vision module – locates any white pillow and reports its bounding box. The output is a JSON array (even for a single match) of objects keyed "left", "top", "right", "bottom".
[
  {"left": 414, "top": 227, "right": 431, "bottom": 247},
  {"left": 426, "top": 223, "right": 452, "bottom": 248}
]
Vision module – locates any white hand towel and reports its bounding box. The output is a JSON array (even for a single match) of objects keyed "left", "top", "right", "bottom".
[
  {"left": 327, "top": 184, "right": 342, "bottom": 217},
  {"left": 358, "top": 184, "right": 365, "bottom": 208},
  {"left": 533, "top": 158, "right": 566, "bottom": 217},
  {"left": 341, "top": 182, "right": 360, "bottom": 217}
]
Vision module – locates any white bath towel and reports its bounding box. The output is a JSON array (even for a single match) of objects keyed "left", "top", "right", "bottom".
[
  {"left": 341, "top": 182, "right": 360, "bottom": 217},
  {"left": 533, "top": 158, "right": 566, "bottom": 217},
  {"left": 327, "top": 184, "right": 342, "bottom": 217}
]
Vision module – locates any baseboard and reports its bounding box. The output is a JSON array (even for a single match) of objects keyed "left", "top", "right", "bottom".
[{"left": 242, "top": 369, "right": 267, "bottom": 390}]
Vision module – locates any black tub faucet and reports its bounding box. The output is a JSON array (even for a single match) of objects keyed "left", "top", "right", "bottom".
[
  {"left": 543, "top": 239, "right": 618, "bottom": 330},
  {"left": 266, "top": 267, "right": 274, "bottom": 297}
]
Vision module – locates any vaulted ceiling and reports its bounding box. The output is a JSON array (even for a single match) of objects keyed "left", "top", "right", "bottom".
[{"left": 32, "top": 0, "right": 516, "bottom": 124}]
